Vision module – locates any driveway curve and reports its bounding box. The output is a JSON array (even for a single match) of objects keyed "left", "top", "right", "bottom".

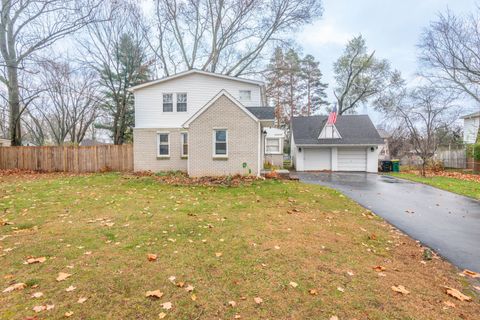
[{"left": 297, "top": 172, "right": 480, "bottom": 272}]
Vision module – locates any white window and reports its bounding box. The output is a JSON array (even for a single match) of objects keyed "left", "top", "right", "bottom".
[
  {"left": 163, "top": 93, "right": 173, "bottom": 112},
  {"left": 213, "top": 129, "right": 227, "bottom": 156},
  {"left": 177, "top": 93, "right": 187, "bottom": 112},
  {"left": 265, "top": 138, "right": 281, "bottom": 154},
  {"left": 239, "top": 90, "right": 251, "bottom": 101},
  {"left": 181, "top": 132, "right": 188, "bottom": 157},
  {"left": 157, "top": 133, "right": 169, "bottom": 157}
]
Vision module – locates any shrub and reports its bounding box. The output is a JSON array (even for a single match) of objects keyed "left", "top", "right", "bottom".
[{"left": 467, "top": 143, "right": 480, "bottom": 160}]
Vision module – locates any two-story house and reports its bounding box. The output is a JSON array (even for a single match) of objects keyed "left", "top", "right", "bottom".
[
  {"left": 129, "top": 70, "right": 278, "bottom": 177},
  {"left": 462, "top": 111, "right": 480, "bottom": 144}
]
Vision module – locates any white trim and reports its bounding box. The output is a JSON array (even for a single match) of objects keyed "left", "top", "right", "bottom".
[
  {"left": 257, "top": 122, "right": 261, "bottom": 177},
  {"left": 213, "top": 128, "right": 228, "bottom": 158},
  {"left": 318, "top": 123, "right": 342, "bottom": 139},
  {"left": 176, "top": 92, "right": 188, "bottom": 112},
  {"left": 182, "top": 90, "right": 259, "bottom": 128},
  {"left": 180, "top": 131, "right": 188, "bottom": 157},
  {"left": 265, "top": 137, "right": 282, "bottom": 155},
  {"left": 156, "top": 132, "right": 170, "bottom": 157},
  {"left": 128, "top": 69, "right": 264, "bottom": 92},
  {"left": 162, "top": 93, "right": 173, "bottom": 112}
]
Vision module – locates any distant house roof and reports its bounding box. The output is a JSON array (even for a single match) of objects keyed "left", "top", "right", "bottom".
[
  {"left": 245, "top": 107, "right": 275, "bottom": 120},
  {"left": 461, "top": 111, "right": 480, "bottom": 119},
  {"left": 128, "top": 69, "right": 265, "bottom": 92},
  {"left": 292, "top": 115, "right": 384, "bottom": 146}
]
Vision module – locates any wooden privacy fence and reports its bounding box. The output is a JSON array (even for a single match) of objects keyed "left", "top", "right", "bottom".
[{"left": 0, "top": 144, "right": 133, "bottom": 173}]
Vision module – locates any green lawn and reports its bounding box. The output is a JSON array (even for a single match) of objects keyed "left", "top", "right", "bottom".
[
  {"left": 390, "top": 172, "right": 480, "bottom": 200},
  {"left": 0, "top": 173, "right": 478, "bottom": 319}
]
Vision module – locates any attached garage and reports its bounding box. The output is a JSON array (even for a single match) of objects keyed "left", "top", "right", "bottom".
[
  {"left": 291, "top": 115, "right": 384, "bottom": 173},
  {"left": 303, "top": 148, "right": 331, "bottom": 171},
  {"left": 337, "top": 147, "right": 367, "bottom": 171}
]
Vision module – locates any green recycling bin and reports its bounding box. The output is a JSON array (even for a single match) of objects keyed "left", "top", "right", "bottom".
[{"left": 392, "top": 160, "right": 400, "bottom": 172}]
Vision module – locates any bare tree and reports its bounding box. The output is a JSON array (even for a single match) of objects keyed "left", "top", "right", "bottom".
[
  {"left": 146, "top": 0, "right": 323, "bottom": 77},
  {"left": 0, "top": 0, "right": 102, "bottom": 145},
  {"left": 384, "top": 86, "right": 459, "bottom": 176}
]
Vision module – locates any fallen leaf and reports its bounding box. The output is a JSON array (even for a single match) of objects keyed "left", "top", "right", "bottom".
[
  {"left": 65, "top": 311, "right": 74, "bottom": 317},
  {"left": 185, "top": 284, "right": 194, "bottom": 292},
  {"left": 77, "top": 297, "right": 88, "bottom": 304},
  {"left": 274, "top": 245, "right": 280, "bottom": 250},
  {"left": 474, "top": 286, "right": 480, "bottom": 291},
  {"left": 444, "top": 286, "right": 472, "bottom": 301},
  {"left": 84, "top": 251, "right": 92, "bottom": 255},
  {"left": 33, "top": 304, "right": 54, "bottom": 313},
  {"left": 161, "top": 302, "right": 173, "bottom": 310},
  {"left": 65, "top": 285, "right": 76, "bottom": 292},
  {"left": 56, "top": 272, "right": 71, "bottom": 281},
  {"left": 372, "top": 265, "right": 386, "bottom": 272},
  {"left": 347, "top": 271, "right": 354, "bottom": 276},
  {"left": 234, "top": 315, "right": 241, "bottom": 319},
  {"left": 215, "top": 252, "right": 222, "bottom": 257},
  {"left": 443, "top": 301, "right": 456, "bottom": 308},
  {"left": 289, "top": 281, "right": 298, "bottom": 288},
  {"left": 158, "top": 312, "right": 167, "bottom": 319},
  {"left": 176, "top": 281, "right": 185, "bottom": 288},
  {"left": 329, "top": 316, "right": 339, "bottom": 320},
  {"left": 31, "top": 292, "right": 43, "bottom": 298},
  {"left": 391, "top": 285, "right": 410, "bottom": 295},
  {"left": 146, "top": 290, "right": 164, "bottom": 299},
  {"left": 254, "top": 297, "right": 263, "bottom": 304},
  {"left": 25, "top": 257, "right": 47, "bottom": 264},
  {"left": 191, "top": 294, "right": 197, "bottom": 301},
  {"left": 168, "top": 276, "right": 176, "bottom": 283},
  {"left": 337, "top": 287, "right": 345, "bottom": 292},
  {"left": 147, "top": 254, "right": 157, "bottom": 261},
  {"left": 308, "top": 289, "right": 318, "bottom": 295},
  {"left": 462, "top": 269, "right": 480, "bottom": 278},
  {"left": 228, "top": 300, "right": 237, "bottom": 307},
  {"left": 3, "top": 282, "right": 26, "bottom": 293}
]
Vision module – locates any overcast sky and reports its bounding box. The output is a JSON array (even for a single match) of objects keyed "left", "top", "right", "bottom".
[{"left": 295, "top": 0, "right": 478, "bottom": 116}]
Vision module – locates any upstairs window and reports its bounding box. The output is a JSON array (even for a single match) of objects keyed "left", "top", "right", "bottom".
[
  {"left": 181, "top": 132, "right": 188, "bottom": 157},
  {"left": 265, "top": 138, "right": 281, "bottom": 154},
  {"left": 239, "top": 90, "right": 251, "bottom": 101},
  {"left": 214, "top": 129, "right": 227, "bottom": 156},
  {"left": 177, "top": 93, "right": 187, "bottom": 112},
  {"left": 163, "top": 93, "right": 173, "bottom": 112},
  {"left": 157, "top": 133, "right": 170, "bottom": 157}
]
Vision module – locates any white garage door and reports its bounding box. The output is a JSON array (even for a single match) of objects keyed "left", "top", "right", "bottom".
[
  {"left": 304, "top": 148, "right": 331, "bottom": 171},
  {"left": 338, "top": 147, "right": 367, "bottom": 171}
]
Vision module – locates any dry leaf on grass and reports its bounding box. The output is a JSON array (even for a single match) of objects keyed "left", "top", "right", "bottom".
[
  {"left": 254, "top": 297, "right": 263, "bottom": 304},
  {"left": 191, "top": 294, "right": 197, "bottom": 301},
  {"left": 176, "top": 281, "right": 185, "bottom": 288},
  {"left": 77, "top": 297, "right": 88, "bottom": 304},
  {"left": 31, "top": 292, "right": 43, "bottom": 298},
  {"left": 228, "top": 300, "right": 237, "bottom": 307},
  {"left": 289, "top": 281, "right": 298, "bottom": 288},
  {"left": 329, "top": 316, "right": 339, "bottom": 320},
  {"left": 474, "top": 286, "right": 480, "bottom": 291},
  {"left": 33, "top": 304, "right": 54, "bottom": 313},
  {"left": 24, "top": 257, "right": 46, "bottom": 264},
  {"left": 215, "top": 252, "right": 222, "bottom": 257},
  {"left": 391, "top": 285, "right": 410, "bottom": 295},
  {"left": 234, "top": 315, "right": 241, "bottom": 319},
  {"left": 372, "top": 265, "right": 386, "bottom": 272},
  {"left": 65, "top": 285, "right": 76, "bottom": 292},
  {"left": 161, "top": 302, "right": 173, "bottom": 310},
  {"left": 168, "top": 276, "right": 176, "bottom": 283},
  {"left": 308, "top": 289, "right": 318, "bottom": 295},
  {"left": 444, "top": 286, "right": 472, "bottom": 301},
  {"left": 337, "top": 287, "right": 345, "bottom": 292},
  {"left": 147, "top": 254, "right": 157, "bottom": 261},
  {"left": 443, "top": 301, "right": 456, "bottom": 308},
  {"left": 56, "top": 272, "right": 71, "bottom": 281},
  {"left": 462, "top": 269, "right": 480, "bottom": 278},
  {"left": 146, "top": 290, "right": 164, "bottom": 299},
  {"left": 2, "top": 282, "right": 26, "bottom": 293},
  {"left": 65, "top": 311, "right": 74, "bottom": 317},
  {"left": 185, "top": 285, "right": 194, "bottom": 292},
  {"left": 158, "top": 312, "right": 167, "bottom": 319},
  {"left": 274, "top": 245, "right": 280, "bottom": 250}
]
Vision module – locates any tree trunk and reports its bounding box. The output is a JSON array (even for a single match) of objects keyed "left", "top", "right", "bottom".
[{"left": 7, "top": 64, "right": 22, "bottom": 146}]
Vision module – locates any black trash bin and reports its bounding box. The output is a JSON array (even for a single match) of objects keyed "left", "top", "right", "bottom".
[{"left": 380, "top": 160, "right": 393, "bottom": 172}]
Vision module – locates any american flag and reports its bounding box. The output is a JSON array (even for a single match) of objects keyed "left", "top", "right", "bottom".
[{"left": 327, "top": 104, "right": 338, "bottom": 124}]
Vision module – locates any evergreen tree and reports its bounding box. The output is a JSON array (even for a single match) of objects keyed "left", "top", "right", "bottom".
[
  {"left": 265, "top": 48, "right": 287, "bottom": 126},
  {"left": 300, "top": 55, "right": 328, "bottom": 116}
]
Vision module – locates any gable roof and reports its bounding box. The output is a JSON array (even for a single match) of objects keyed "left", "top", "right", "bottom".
[
  {"left": 245, "top": 107, "right": 275, "bottom": 120},
  {"left": 292, "top": 115, "right": 384, "bottom": 145},
  {"left": 128, "top": 69, "right": 264, "bottom": 92},
  {"left": 183, "top": 90, "right": 259, "bottom": 128},
  {"left": 461, "top": 111, "right": 480, "bottom": 119}
]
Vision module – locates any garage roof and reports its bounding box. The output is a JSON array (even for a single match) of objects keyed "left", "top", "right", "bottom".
[{"left": 292, "top": 115, "right": 384, "bottom": 145}]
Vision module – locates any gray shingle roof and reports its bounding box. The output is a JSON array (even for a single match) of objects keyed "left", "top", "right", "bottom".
[
  {"left": 246, "top": 107, "right": 275, "bottom": 120},
  {"left": 460, "top": 111, "right": 480, "bottom": 119},
  {"left": 292, "top": 115, "right": 384, "bottom": 145}
]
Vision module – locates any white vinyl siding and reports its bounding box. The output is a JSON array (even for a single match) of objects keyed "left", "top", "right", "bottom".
[
  {"left": 337, "top": 148, "right": 367, "bottom": 171},
  {"left": 303, "top": 148, "right": 331, "bottom": 171},
  {"left": 135, "top": 73, "right": 263, "bottom": 128}
]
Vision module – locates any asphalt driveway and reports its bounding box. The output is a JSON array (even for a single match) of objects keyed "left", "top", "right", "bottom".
[{"left": 297, "top": 172, "right": 480, "bottom": 272}]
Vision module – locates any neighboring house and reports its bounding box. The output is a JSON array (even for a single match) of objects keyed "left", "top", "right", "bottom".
[
  {"left": 263, "top": 127, "right": 285, "bottom": 167},
  {"left": 80, "top": 139, "right": 106, "bottom": 146},
  {"left": 461, "top": 111, "right": 480, "bottom": 144},
  {"left": 0, "top": 138, "right": 10, "bottom": 147},
  {"left": 129, "top": 69, "right": 275, "bottom": 177},
  {"left": 376, "top": 128, "right": 391, "bottom": 160},
  {"left": 291, "top": 115, "right": 383, "bottom": 173}
]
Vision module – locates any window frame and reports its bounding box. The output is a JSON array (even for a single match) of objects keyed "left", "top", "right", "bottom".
[
  {"left": 176, "top": 93, "right": 187, "bottom": 112},
  {"left": 180, "top": 132, "right": 188, "bottom": 158},
  {"left": 213, "top": 128, "right": 228, "bottom": 158},
  {"left": 163, "top": 93, "right": 173, "bottom": 112},
  {"left": 157, "top": 132, "right": 170, "bottom": 157},
  {"left": 265, "top": 137, "right": 282, "bottom": 155},
  {"left": 239, "top": 90, "right": 251, "bottom": 101}
]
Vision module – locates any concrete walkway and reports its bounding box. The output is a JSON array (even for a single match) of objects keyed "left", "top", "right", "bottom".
[{"left": 297, "top": 172, "right": 480, "bottom": 272}]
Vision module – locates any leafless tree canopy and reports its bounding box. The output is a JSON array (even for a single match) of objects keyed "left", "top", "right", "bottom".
[
  {"left": 419, "top": 8, "right": 480, "bottom": 104},
  {"left": 147, "top": 0, "right": 323, "bottom": 77}
]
